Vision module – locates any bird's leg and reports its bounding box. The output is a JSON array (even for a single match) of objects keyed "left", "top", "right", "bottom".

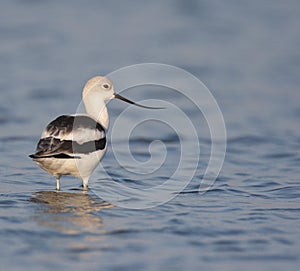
[
  {"left": 56, "top": 177, "right": 60, "bottom": 191},
  {"left": 82, "top": 178, "right": 89, "bottom": 191}
]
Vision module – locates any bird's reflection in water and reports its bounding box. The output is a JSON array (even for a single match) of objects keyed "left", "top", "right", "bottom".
[{"left": 31, "top": 191, "right": 114, "bottom": 235}]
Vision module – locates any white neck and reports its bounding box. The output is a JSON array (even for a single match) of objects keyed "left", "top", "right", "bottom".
[{"left": 83, "top": 96, "right": 109, "bottom": 130}]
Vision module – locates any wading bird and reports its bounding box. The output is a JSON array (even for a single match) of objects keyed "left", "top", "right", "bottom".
[{"left": 29, "top": 76, "right": 161, "bottom": 190}]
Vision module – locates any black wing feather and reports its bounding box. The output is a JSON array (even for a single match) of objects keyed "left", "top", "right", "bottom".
[
  {"left": 45, "top": 115, "right": 105, "bottom": 137},
  {"left": 29, "top": 115, "right": 106, "bottom": 159}
]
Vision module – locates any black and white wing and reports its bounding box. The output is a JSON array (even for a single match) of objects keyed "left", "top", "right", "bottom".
[{"left": 29, "top": 115, "right": 106, "bottom": 159}]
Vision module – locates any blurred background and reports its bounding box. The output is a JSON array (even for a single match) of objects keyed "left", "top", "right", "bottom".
[
  {"left": 0, "top": 0, "right": 300, "bottom": 270},
  {"left": 2, "top": 0, "right": 299, "bottom": 138}
]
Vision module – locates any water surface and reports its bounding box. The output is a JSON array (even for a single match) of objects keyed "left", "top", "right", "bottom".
[{"left": 0, "top": 1, "right": 300, "bottom": 270}]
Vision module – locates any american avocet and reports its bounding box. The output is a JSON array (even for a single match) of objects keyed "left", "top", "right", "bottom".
[{"left": 29, "top": 76, "right": 161, "bottom": 191}]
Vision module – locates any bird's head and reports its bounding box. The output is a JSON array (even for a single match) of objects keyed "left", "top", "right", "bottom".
[{"left": 83, "top": 76, "right": 164, "bottom": 109}]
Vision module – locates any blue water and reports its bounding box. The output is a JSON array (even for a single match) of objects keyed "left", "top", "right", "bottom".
[{"left": 1, "top": 0, "right": 300, "bottom": 270}]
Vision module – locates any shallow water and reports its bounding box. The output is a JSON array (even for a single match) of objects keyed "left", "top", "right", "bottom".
[{"left": 1, "top": 1, "right": 300, "bottom": 270}]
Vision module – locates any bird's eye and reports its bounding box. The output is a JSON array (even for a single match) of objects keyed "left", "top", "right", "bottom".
[{"left": 102, "top": 83, "right": 110, "bottom": 89}]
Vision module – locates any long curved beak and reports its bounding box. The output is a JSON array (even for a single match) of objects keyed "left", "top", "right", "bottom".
[{"left": 114, "top": 93, "right": 165, "bottom": 109}]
